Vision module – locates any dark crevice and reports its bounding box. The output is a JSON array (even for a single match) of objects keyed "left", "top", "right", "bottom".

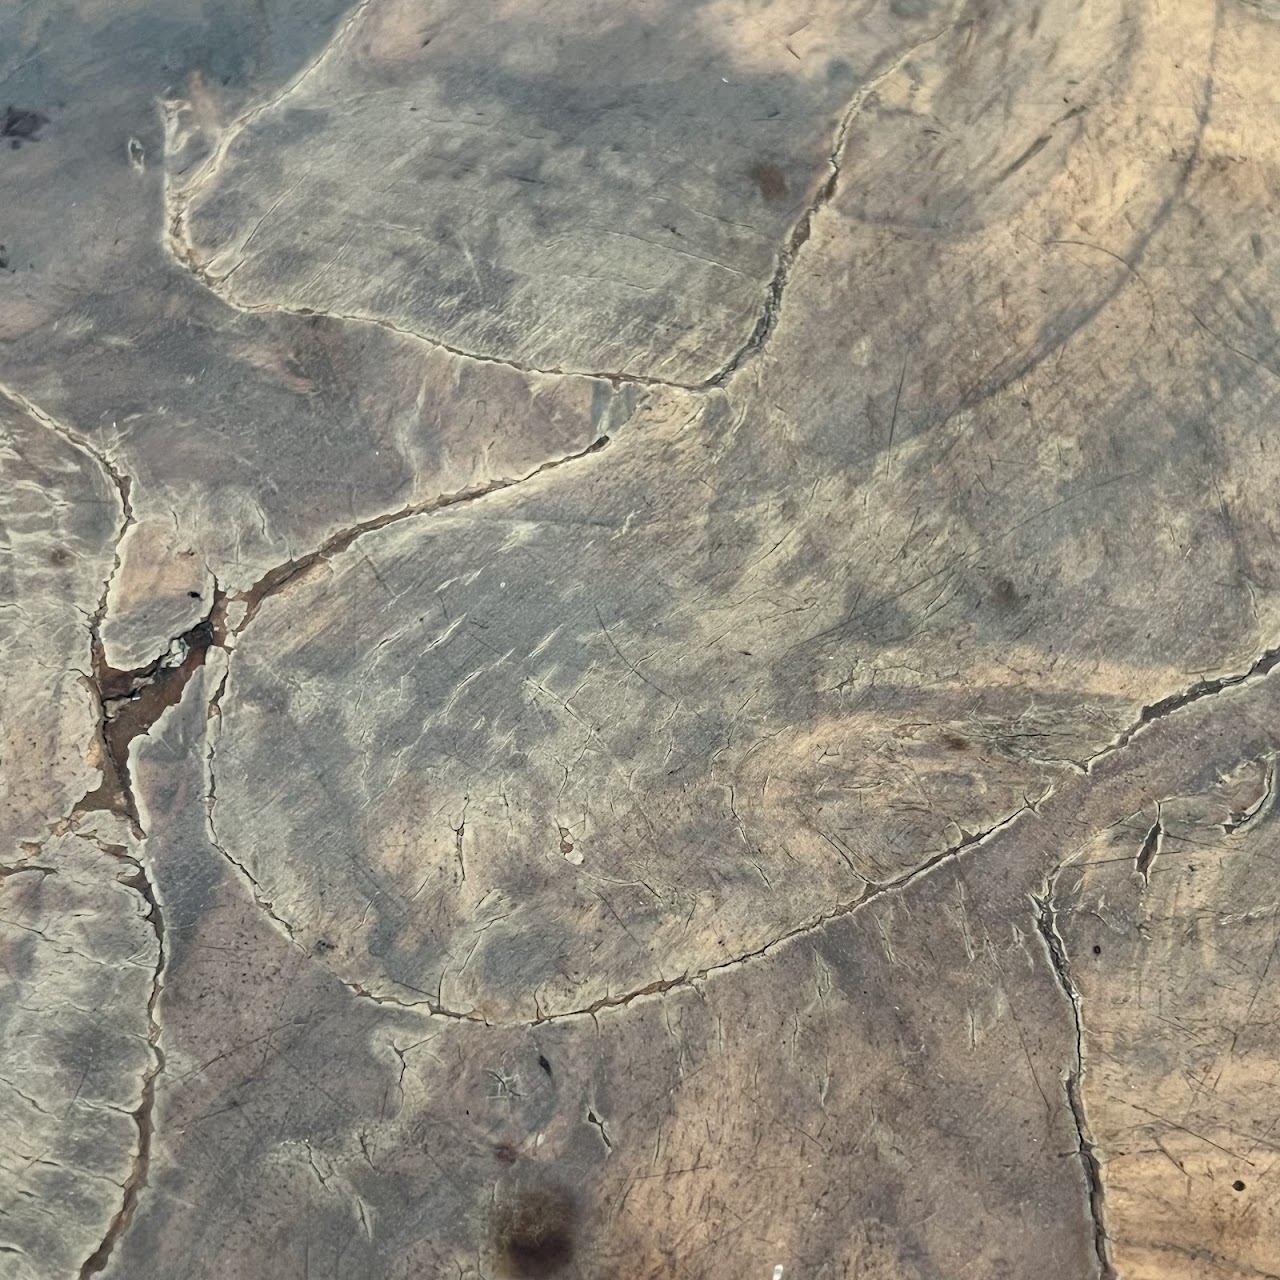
[
  {"left": 78, "top": 597, "right": 227, "bottom": 826},
  {"left": 0, "top": 387, "right": 166, "bottom": 829},
  {"left": 77, "top": 840, "right": 167, "bottom": 1279},
  {"left": 1085, "top": 639, "right": 1280, "bottom": 773},
  {"left": 10, "top": 373, "right": 229, "bottom": 830},
  {"left": 1033, "top": 884, "right": 1115, "bottom": 1280},
  {"left": 0, "top": 862, "right": 56, "bottom": 881},
  {"left": 78, "top": 437, "right": 611, "bottom": 833},
  {"left": 585, "top": 1109, "right": 612, "bottom": 1151},
  {"left": 1135, "top": 811, "right": 1163, "bottom": 884}
]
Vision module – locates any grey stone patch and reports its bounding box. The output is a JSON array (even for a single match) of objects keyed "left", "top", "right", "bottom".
[{"left": 0, "top": 827, "right": 157, "bottom": 1280}]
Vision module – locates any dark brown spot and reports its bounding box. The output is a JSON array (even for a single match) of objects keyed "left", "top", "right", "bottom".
[
  {"left": 48, "top": 546, "right": 72, "bottom": 566},
  {"left": 1233, "top": 1179, "right": 1246, "bottom": 1192},
  {"left": 991, "top": 576, "right": 1018, "bottom": 608},
  {"left": 494, "top": 1141, "right": 519, "bottom": 1166},
  {"left": 748, "top": 160, "right": 788, "bottom": 202},
  {"left": 941, "top": 732, "right": 970, "bottom": 752},
  {"left": 491, "top": 1180, "right": 578, "bottom": 1278}
]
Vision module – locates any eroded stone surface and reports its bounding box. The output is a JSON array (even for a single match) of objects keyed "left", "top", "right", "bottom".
[
  {"left": 118, "top": 671, "right": 1099, "bottom": 1279},
  {"left": 0, "top": 0, "right": 633, "bottom": 672},
  {"left": 170, "top": 0, "right": 951, "bottom": 384},
  {"left": 6, "top": 0, "right": 1280, "bottom": 1275}
]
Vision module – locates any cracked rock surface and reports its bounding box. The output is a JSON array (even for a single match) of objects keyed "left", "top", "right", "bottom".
[{"left": 4, "top": 0, "right": 1280, "bottom": 1275}]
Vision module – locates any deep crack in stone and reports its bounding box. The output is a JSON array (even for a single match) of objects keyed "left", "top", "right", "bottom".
[{"left": 1034, "top": 882, "right": 1115, "bottom": 1280}]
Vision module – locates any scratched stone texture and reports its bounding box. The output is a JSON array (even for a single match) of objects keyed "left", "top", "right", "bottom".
[{"left": 3, "top": 0, "right": 1280, "bottom": 1277}]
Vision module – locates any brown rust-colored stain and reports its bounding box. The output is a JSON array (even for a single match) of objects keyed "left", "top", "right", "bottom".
[{"left": 748, "top": 160, "right": 789, "bottom": 202}]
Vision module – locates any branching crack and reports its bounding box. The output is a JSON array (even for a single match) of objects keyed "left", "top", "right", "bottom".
[
  {"left": 1033, "top": 881, "right": 1114, "bottom": 1280},
  {"left": 1084, "top": 639, "right": 1280, "bottom": 773},
  {"left": 79, "top": 598, "right": 226, "bottom": 826},
  {"left": 534, "top": 791, "right": 1043, "bottom": 1026},
  {"left": 586, "top": 1108, "right": 613, "bottom": 1151},
  {"left": 53, "top": 424, "right": 607, "bottom": 876},
  {"left": 0, "top": 387, "right": 148, "bottom": 822},
  {"left": 334, "top": 979, "right": 485, "bottom": 1023},
  {"left": 1, "top": 388, "right": 236, "bottom": 833},
  {"left": 151, "top": 440, "right": 618, "bottom": 1015},
  {"left": 77, "top": 839, "right": 166, "bottom": 1279}
]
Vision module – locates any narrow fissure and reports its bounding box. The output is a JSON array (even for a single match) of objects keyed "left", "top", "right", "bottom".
[
  {"left": 1086, "top": 639, "right": 1280, "bottom": 773},
  {"left": 1034, "top": 886, "right": 1114, "bottom": 1280},
  {"left": 77, "top": 842, "right": 167, "bottom": 1279},
  {"left": 705, "top": 24, "right": 955, "bottom": 389},
  {"left": 1135, "top": 811, "right": 1163, "bottom": 884},
  {"left": 535, "top": 793, "right": 1041, "bottom": 1026},
  {"left": 232, "top": 434, "right": 611, "bottom": 633}
]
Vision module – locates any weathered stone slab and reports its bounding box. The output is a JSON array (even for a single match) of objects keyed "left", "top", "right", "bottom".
[{"left": 5, "top": 0, "right": 1280, "bottom": 1275}]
